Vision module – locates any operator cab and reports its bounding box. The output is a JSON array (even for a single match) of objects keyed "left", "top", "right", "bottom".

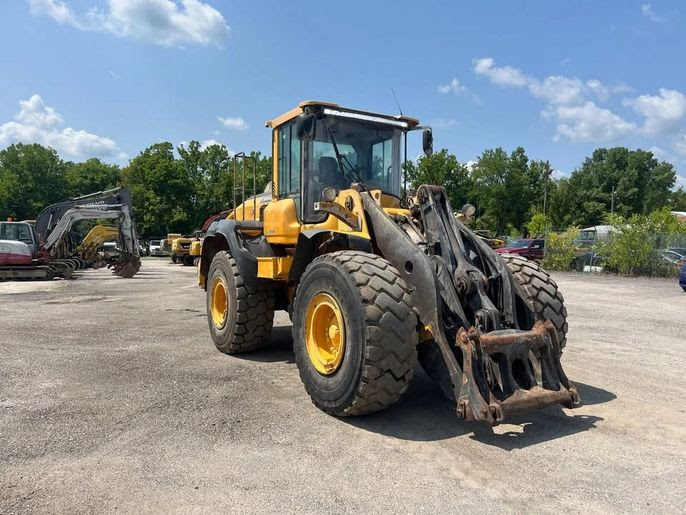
[{"left": 266, "top": 101, "right": 431, "bottom": 223}]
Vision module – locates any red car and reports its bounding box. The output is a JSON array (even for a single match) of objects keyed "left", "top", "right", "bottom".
[{"left": 495, "top": 238, "right": 545, "bottom": 260}]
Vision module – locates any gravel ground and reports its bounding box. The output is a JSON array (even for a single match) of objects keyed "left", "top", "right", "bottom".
[{"left": 1, "top": 258, "right": 685, "bottom": 513}]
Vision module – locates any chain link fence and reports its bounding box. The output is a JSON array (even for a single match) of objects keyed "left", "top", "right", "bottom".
[{"left": 542, "top": 231, "right": 686, "bottom": 278}]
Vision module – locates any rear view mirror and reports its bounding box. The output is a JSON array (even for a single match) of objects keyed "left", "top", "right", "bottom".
[
  {"left": 422, "top": 128, "right": 433, "bottom": 156},
  {"left": 295, "top": 113, "right": 317, "bottom": 142}
]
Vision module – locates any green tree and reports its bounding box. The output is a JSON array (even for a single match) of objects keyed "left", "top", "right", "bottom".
[
  {"left": 599, "top": 209, "right": 686, "bottom": 276},
  {"left": 177, "top": 142, "right": 273, "bottom": 228},
  {"left": 527, "top": 212, "right": 548, "bottom": 237},
  {"left": 404, "top": 149, "right": 473, "bottom": 210},
  {"left": 63, "top": 158, "right": 122, "bottom": 198},
  {"left": 669, "top": 187, "right": 686, "bottom": 211},
  {"left": 562, "top": 147, "right": 676, "bottom": 227},
  {"left": 121, "top": 142, "right": 192, "bottom": 237},
  {"left": 542, "top": 226, "right": 579, "bottom": 271},
  {"left": 471, "top": 147, "right": 534, "bottom": 235},
  {"left": 0, "top": 143, "right": 66, "bottom": 220}
]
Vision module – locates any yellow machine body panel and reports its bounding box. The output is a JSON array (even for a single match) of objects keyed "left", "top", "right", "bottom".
[
  {"left": 190, "top": 240, "right": 202, "bottom": 257},
  {"left": 76, "top": 224, "right": 119, "bottom": 259},
  {"left": 230, "top": 195, "right": 269, "bottom": 222},
  {"left": 256, "top": 256, "right": 293, "bottom": 280},
  {"left": 171, "top": 236, "right": 193, "bottom": 255},
  {"left": 262, "top": 199, "right": 301, "bottom": 244}
]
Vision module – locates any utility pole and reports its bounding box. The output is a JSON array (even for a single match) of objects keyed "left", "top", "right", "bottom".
[
  {"left": 543, "top": 161, "right": 552, "bottom": 234},
  {"left": 611, "top": 186, "right": 615, "bottom": 215}
]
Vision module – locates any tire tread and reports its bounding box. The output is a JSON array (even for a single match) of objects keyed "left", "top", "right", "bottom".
[
  {"left": 294, "top": 251, "right": 418, "bottom": 416},
  {"left": 501, "top": 253, "right": 568, "bottom": 350}
]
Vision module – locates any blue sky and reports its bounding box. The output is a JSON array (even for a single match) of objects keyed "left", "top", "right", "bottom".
[{"left": 1, "top": 1, "right": 685, "bottom": 185}]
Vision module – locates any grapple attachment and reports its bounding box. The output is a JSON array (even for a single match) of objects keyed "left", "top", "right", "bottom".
[
  {"left": 455, "top": 321, "right": 580, "bottom": 425},
  {"left": 360, "top": 185, "right": 581, "bottom": 426}
]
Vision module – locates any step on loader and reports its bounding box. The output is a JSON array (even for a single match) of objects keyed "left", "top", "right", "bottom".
[{"left": 198, "top": 101, "right": 580, "bottom": 425}]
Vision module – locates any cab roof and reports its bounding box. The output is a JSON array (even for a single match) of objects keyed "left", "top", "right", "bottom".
[{"left": 265, "top": 100, "right": 420, "bottom": 129}]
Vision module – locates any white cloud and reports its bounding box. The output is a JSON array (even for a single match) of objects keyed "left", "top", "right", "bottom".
[
  {"left": 474, "top": 57, "right": 610, "bottom": 105},
  {"left": 0, "top": 94, "right": 122, "bottom": 159},
  {"left": 15, "top": 94, "right": 63, "bottom": 127},
  {"left": 585, "top": 79, "right": 610, "bottom": 101},
  {"left": 473, "top": 57, "right": 636, "bottom": 143},
  {"left": 675, "top": 134, "right": 686, "bottom": 156},
  {"left": 611, "top": 83, "right": 634, "bottom": 95},
  {"left": 641, "top": 4, "right": 664, "bottom": 22},
  {"left": 529, "top": 76, "right": 588, "bottom": 105},
  {"left": 546, "top": 101, "right": 637, "bottom": 143},
  {"left": 551, "top": 168, "right": 569, "bottom": 179},
  {"left": 648, "top": 146, "right": 675, "bottom": 163},
  {"left": 428, "top": 118, "right": 457, "bottom": 129},
  {"left": 624, "top": 88, "right": 686, "bottom": 134},
  {"left": 179, "top": 138, "right": 235, "bottom": 155},
  {"left": 473, "top": 57, "right": 530, "bottom": 87},
  {"left": 29, "top": 0, "right": 230, "bottom": 47},
  {"left": 30, "top": 0, "right": 78, "bottom": 25},
  {"left": 199, "top": 138, "right": 232, "bottom": 152},
  {"left": 437, "top": 78, "right": 467, "bottom": 95},
  {"left": 217, "top": 115, "right": 248, "bottom": 131},
  {"left": 109, "top": 70, "right": 121, "bottom": 80}
]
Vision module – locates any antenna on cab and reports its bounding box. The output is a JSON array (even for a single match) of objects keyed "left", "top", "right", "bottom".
[{"left": 391, "top": 88, "right": 403, "bottom": 116}]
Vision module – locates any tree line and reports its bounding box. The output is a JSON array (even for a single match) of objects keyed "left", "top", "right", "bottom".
[
  {"left": 1, "top": 141, "right": 684, "bottom": 238},
  {"left": 406, "top": 146, "right": 685, "bottom": 235},
  {"left": 0, "top": 141, "right": 270, "bottom": 238}
]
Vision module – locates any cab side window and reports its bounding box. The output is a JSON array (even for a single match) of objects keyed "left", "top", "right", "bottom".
[{"left": 278, "top": 122, "right": 301, "bottom": 198}]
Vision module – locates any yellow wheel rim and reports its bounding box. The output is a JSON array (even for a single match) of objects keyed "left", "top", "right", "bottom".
[
  {"left": 305, "top": 292, "right": 346, "bottom": 375},
  {"left": 210, "top": 276, "right": 228, "bottom": 329}
]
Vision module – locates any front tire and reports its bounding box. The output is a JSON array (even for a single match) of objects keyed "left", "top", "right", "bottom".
[
  {"left": 501, "top": 254, "right": 568, "bottom": 351},
  {"left": 206, "top": 251, "right": 274, "bottom": 354},
  {"left": 292, "top": 251, "right": 418, "bottom": 417}
]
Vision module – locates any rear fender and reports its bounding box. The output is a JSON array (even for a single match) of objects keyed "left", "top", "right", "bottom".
[{"left": 199, "top": 219, "right": 257, "bottom": 289}]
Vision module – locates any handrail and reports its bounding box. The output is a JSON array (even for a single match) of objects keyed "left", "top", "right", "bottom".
[{"left": 232, "top": 152, "right": 258, "bottom": 221}]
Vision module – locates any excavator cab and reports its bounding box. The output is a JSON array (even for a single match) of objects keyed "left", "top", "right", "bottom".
[{"left": 198, "top": 101, "right": 579, "bottom": 426}]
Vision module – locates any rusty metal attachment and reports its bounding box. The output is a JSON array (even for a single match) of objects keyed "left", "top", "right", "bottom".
[
  {"left": 455, "top": 321, "right": 580, "bottom": 425},
  {"left": 361, "top": 185, "right": 581, "bottom": 425}
]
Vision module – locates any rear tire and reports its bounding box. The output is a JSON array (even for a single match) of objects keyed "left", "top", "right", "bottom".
[
  {"left": 206, "top": 251, "right": 274, "bottom": 354},
  {"left": 292, "top": 251, "right": 418, "bottom": 416},
  {"left": 501, "top": 254, "right": 568, "bottom": 351}
]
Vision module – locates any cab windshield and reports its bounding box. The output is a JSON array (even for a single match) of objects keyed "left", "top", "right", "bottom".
[
  {"left": 0, "top": 222, "right": 34, "bottom": 244},
  {"left": 505, "top": 239, "right": 530, "bottom": 249},
  {"left": 303, "top": 115, "right": 402, "bottom": 220}
]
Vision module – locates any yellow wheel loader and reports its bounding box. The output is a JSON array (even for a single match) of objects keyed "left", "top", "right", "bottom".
[
  {"left": 198, "top": 101, "right": 579, "bottom": 425},
  {"left": 170, "top": 235, "right": 195, "bottom": 266},
  {"left": 164, "top": 233, "right": 183, "bottom": 263}
]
